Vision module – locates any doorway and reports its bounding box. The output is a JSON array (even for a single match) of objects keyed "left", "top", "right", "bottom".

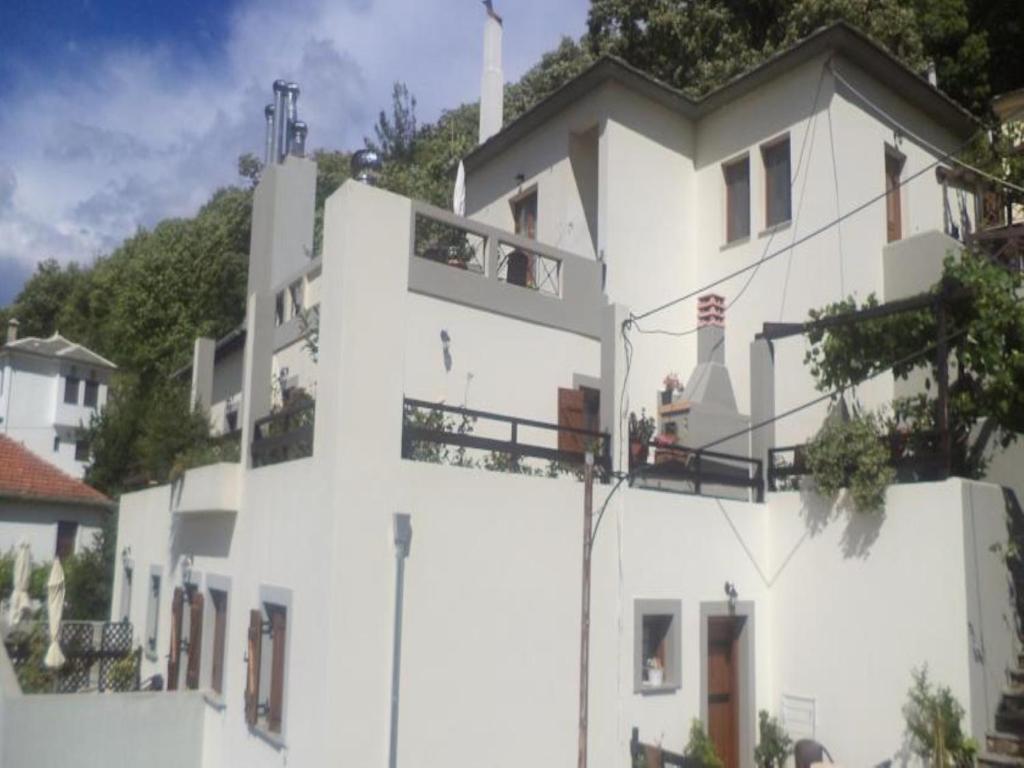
[{"left": 701, "top": 603, "right": 755, "bottom": 768}]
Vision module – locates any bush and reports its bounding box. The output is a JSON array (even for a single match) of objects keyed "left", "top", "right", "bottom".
[
  {"left": 805, "top": 405, "right": 895, "bottom": 513},
  {"left": 754, "top": 710, "right": 792, "bottom": 768},
  {"left": 6, "top": 623, "right": 58, "bottom": 693},
  {"left": 903, "top": 666, "right": 977, "bottom": 767},
  {"left": 683, "top": 719, "right": 723, "bottom": 768}
]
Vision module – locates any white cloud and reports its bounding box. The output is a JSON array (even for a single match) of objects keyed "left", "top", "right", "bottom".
[{"left": 0, "top": 0, "right": 588, "bottom": 299}]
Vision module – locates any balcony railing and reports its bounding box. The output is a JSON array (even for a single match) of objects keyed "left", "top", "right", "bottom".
[
  {"left": 630, "top": 441, "right": 764, "bottom": 502},
  {"left": 251, "top": 400, "right": 315, "bottom": 468},
  {"left": 401, "top": 398, "right": 612, "bottom": 481}
]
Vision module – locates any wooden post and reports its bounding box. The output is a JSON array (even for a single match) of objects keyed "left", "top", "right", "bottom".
[
  {"left": 935, "top": 294, "right": 951, "bottom": 478},
  {"left": 577, "top": 453, "right": 594, "bottom": 768}
]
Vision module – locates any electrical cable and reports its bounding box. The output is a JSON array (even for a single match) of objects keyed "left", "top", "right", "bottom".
[{"left": 830, "top": 64, "right": 1024, "bottom": 196}]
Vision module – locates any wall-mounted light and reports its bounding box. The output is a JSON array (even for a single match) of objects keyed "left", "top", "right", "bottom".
[
  {"left": 121, "top": 546, "right": 134, "bottom": 574},
  {"left": 181, "top": 554, "right": 195, "bottom": 591},
  {"left": 514, "top": 173, "right": 525, "bottom": 186},
  {"left": 724, "top": 581, "right": 738, "bottom": 611}
]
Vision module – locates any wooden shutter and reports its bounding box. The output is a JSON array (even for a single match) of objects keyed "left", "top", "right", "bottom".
[
  {"left": 886, "top": 152, "right": 903, "bottom": 242},
  {"left": 558, "top": 387, "right": 586, "bottom": 454},
  {"left": 244, "top": 609, "right": 263, "bottom": 726},
  {"left": 167, "top": 587, "right": 184, "bottom": 690},
  {"left": 210, "top": 590, "right": 227, "bottom": 695},
  {"left": 185, "top": 592, "right": 204, "bottom": 690},
  {"left": 267, "top": 606, "right": 287, "bottom": 734}
]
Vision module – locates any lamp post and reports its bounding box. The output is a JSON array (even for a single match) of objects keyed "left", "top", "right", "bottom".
[{"left": 577, "top": 452, "right": 594, "bottom": 768}]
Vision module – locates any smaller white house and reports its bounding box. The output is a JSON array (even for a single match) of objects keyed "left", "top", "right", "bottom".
[
  {"left": 0, "top": 433, "right": 113, "bottom": 564},
  {"left": 0, "top": 320, "right": 117, "bottom": 478}
]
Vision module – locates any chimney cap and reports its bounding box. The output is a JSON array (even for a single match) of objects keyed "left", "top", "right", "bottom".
[
  {"left": 697, "top": 294, "right": 725, "bottom": 327},
  {"left": 284, "top": 82, "right": 301, "bottom": 96},
  {"left": 273, "top": 79, "right": 288, "bottom": 92},
  {"left": 483, "top": 0, "right": 503, "bottom": 24},
  {"left": 265, "top": 103, "right": 275, "bottom": 118}
]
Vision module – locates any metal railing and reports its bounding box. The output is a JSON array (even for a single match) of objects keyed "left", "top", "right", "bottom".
[
  {"left": 630, "top": 441, "right": 764, "bottom": 502},
  {"left": 401, "top": 398, "right": 612, "bottom": 481},
  {"left": 767, "top": 432, "right": 947, "bottom": 492},
  {"left": 251, "top": 400, "right": 315, "bottom": 468}
]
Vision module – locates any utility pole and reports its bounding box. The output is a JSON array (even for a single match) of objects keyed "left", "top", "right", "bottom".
[
  {"left": 935, "top": 289, "right": 951, "bottom": 478},
  {"left": 577, "top": 452, "right": 594, "bottom": 768}
]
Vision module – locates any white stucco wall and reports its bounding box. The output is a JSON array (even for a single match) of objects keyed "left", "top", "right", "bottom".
[{"left": 0, "top": 500, "right": 106, "bottom": 564}]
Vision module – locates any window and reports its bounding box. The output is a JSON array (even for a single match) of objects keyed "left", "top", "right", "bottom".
[
  {"left": 55, "top": 521, "right": 78, "bottom": 559},
  {"left": 146, "top": 572, "right": 162, "bottom": 659},
  {"left": 723, "top": 156, "right": 750, "bottom": 243},
  {"left": 633, "top": 599, "right": 682, "bottom": 692},
  {"left": 185, "top": 589, "right": 204, "bottom": 691},
  {"left": 274, "top": 291, "right": 285, "bottom": 326},
  {"left": 63, "top": 374, "right": 80, "bottom": 405},
  {"left": 53, "top": 436, "right": 60, "bottom": 453},
  {"left": 246, "top": 601, "right": 288, "bottom": 734},
  {"left": 74, "top": 438, "right": 89, "bottom": 462},
  {"left": 225, "top": 407, "right": 239, "bottom": 434},
  {"left": 508, "top": 191, "right": 538, "bottom": 288},
  {"left": 288, "top": 281, "right": 303, "bottom": 319},
  {"left": 885, "top": 148, "right": 904, "bottom": 243},
  {"left": 83, "top": 378, "right": 99, "bottom": 408},
  {"left": 209, "top": 589, "right": 228, "bottom": 695},
  {"left": 762, "top": 137, "right": 791, "bottom": 228}
]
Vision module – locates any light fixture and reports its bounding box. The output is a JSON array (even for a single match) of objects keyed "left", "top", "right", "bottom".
[
  {"left": 724, "top": 581, "right": 738, "bottom": 611},
  {"left": 121, "top": 546, "right": 134, "bottom": 574},
  {"left": 181, "top": 554, "right": 195, "bottom": 589}
]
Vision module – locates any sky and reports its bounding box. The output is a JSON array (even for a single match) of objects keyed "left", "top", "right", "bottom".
[{"left": 0, "top": 0, "right": 591, "bottom": 306}]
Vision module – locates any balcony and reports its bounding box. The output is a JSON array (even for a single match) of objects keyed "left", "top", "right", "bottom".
[{"left": 170, "top": 461, "right": 241, "bottom": 516}]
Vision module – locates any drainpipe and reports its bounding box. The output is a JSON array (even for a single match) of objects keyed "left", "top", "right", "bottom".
[{"left": 388, "top": 513, "right": 413, "bottom": 768}]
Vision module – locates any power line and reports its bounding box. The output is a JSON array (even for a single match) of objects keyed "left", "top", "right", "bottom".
[
  {"left": 830, "top": 64, "right": 1024, "bottom": 197},
  {"left": 627, "top": 128, "right": 978, "bottom": 326}
]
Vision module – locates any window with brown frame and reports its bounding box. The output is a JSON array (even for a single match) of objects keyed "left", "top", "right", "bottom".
[
  {"left": 885, "top": 149, "right": 904, "bottom": 242},
  {"left": 762, "top": 137, "right": 791, "bottom": 228},
  {"left": 508, "top": 191, "right": 538, "bottom": 287},
  {"left": 723, "top": 157, "right": 750, "bottom": 243},
  {"left": 557, "top": 386, "right": 600, "bottom": 455},
  {"left": 245, "top": 602, "right": 288, "bottom": 734},
  {"left": 209, "top": 589, "right": 228, "bottom": 695},
  {"left": 185, "top": 590, "right": 204, "bottom": 690}
]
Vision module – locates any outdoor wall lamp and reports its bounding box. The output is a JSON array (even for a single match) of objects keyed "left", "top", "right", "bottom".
[
  {"left": 121, "top": 546, "right": 134, "bottom": 574},
  {"left": 181, "top": 554, "right": 195, "bottom": 591},
  {"left": 724, "top": 581, "right": 738, "bottom": 611}
]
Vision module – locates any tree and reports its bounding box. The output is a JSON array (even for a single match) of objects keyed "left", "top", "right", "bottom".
[
  {"left": 369, "top": 82, "right": 418, "bottom": 163},
  {"left": 238, "top": 152, "right": 263, "bottom": 189},
  {"left": 805, "top": 251, "right": 1024, "bottom": 478},
  {"left": 3, "top": 259, "right": 86, "bottom": 339}
]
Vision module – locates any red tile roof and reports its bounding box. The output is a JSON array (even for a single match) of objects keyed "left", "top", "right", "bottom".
[{"left": 0, "top": 435, "right": 112, "bottom": 508}]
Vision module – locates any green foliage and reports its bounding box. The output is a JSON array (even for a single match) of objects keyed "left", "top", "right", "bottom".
[
  {"left": 754, "top": 710, "right": 793, "bottom": 768},
  {"left": 237, "top": 152, "right": 263, "bottom": 189},
  {"left": 107, "top": 650, "right": 139, "bottom": 692},
  {"left": 804, "top": 404, "right": 895, "bottom": 513},
  {"left": 6, "top": 623, "right": 58, "bottom": 693},
  {"left": 805, "top": 253, "right": 1024, "bottom": 478},
  {"left": 903, "top": 665, "right": 977, "bottom": 767},
  {"left": 683, "top": 719, "right": 724, "bottom": 768}
]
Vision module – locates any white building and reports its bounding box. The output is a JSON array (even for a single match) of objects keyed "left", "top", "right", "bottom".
[
  {"left": 1, "top": 19, "right": 1020, "bottom": 768},
  {"left": 0, "top": 434, "right": 112, "bottom": 564},
  {"left": 0, "top": 322, "right": 116, "bottom": 478}
]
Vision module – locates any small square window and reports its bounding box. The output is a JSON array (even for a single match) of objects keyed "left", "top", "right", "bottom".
[
  {"left": 53, "top": 436, "right": 60, "bottom": 452},
  {"left": 289, "top": 281, "right": 303, "bottom": 318},
  {"left": 723, "top": 156, "right": 750, "bottom": 243},
  {"left": 146, "top": 572, "right": 162, "bottom": 658},
  {"left": 55, "top": 521, "right": 78, "bottom": 559},
  {"left": 274, "top": 292, "right": 285, "bottom": 326},
  {"left": 634, "top": 599, "right": 682, "bottom": 692},
  {"left": 74, "top": 439, "right": 89, "bottom": 462}
]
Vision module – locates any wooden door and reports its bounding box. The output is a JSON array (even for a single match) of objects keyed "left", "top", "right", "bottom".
[
  {"left": 885, "top": 152, "right": 903, "bottom": 242},
  {"left": 167, "top": 587, "right": 184, "bottom": 690},
  {"left": 210, "top": 590, "right": 228, "bottom": 694},
  {"left": 707, "top": 617, "right": 741, "bottom": 768}
]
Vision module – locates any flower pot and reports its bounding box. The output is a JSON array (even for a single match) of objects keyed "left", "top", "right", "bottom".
[
  {"left": 646, "top": 667, "right": 664, "bottom": 686},
  {"left": 661, "top": 390, "right": 673, "bottom": 406},
  {"left": 629, "top": 441, "right": 649, "bottom": 468}
]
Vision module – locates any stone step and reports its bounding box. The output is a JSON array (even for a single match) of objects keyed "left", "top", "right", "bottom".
[
  {"left": 978, "top": 752, "right": 1024, "bottom": 768},
  {"left": 996, "top": 708, "right": 1024, "bottom": 736},
  {"left": 989, "top": 731, "right": 1024, "bottom": 757}
]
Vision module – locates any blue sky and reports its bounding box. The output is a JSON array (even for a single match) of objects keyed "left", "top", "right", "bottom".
[{"left": 0, "top": 0, "right": 590, "bottom": 305}]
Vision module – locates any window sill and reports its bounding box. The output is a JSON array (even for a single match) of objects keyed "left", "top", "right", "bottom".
[
  {"left": 637, "top": 683, "right": 680, "bottom": 696},
  {"left": 758, "top": 220, "right": 791, "bottom": 237},
  {"left": 203, "top": 691, "right": 226, "bottom": 711},
  {"left": 719, "top": 235, "right": 750, "bottom": 252},
  {"left": 252, "top": 724, "right": 287, "bottom": 751}
]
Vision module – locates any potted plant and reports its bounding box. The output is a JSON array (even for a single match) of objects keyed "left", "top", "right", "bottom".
[
  {"left": 662, "top": 373, "right": 681, "bottom": 406},
  {"left": 645, "top": 656, "right": 664, "bottom": 686},
  {"left": 629, "top": 411, "right": 655, "bottom": 469}
]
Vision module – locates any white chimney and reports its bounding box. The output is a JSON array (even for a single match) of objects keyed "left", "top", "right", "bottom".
[
  {"left": 926, "top": 61, "right": 938, "bottom": 87},
  {"left": 479, "top": 1, "right": 503, "bottom": 144},
  {"left": 5, "top": 318, "right": 18, "bottom": 345}
]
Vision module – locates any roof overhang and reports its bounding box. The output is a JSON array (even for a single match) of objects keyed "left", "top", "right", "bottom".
[
  {"left": 0, "top": 490, "right": 115, "bottom": 511},
  {"left": 464, "top": 22, "right": 978, "bottom": 173}
]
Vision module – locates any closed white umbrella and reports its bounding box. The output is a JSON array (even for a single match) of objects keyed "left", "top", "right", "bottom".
[
  {"left": 453, "top": 160, "right": 466, "bottom": 217},
  {"left": 8, "top": 540, "right": 31, "bottom": 625},
  {"left": 44, "top": 559, "right": 65, "bottom": 669}
]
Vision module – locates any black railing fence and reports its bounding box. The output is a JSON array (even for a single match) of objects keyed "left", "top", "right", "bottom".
[
  {"left": 630, "top": 441, "right": 764, "bottom": 502},
  {"left": 251, "top": 400, "right": 315, "bottom": 468},
  {"left": 402, "top": 398, "right": 612, "bottom": 481}
]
